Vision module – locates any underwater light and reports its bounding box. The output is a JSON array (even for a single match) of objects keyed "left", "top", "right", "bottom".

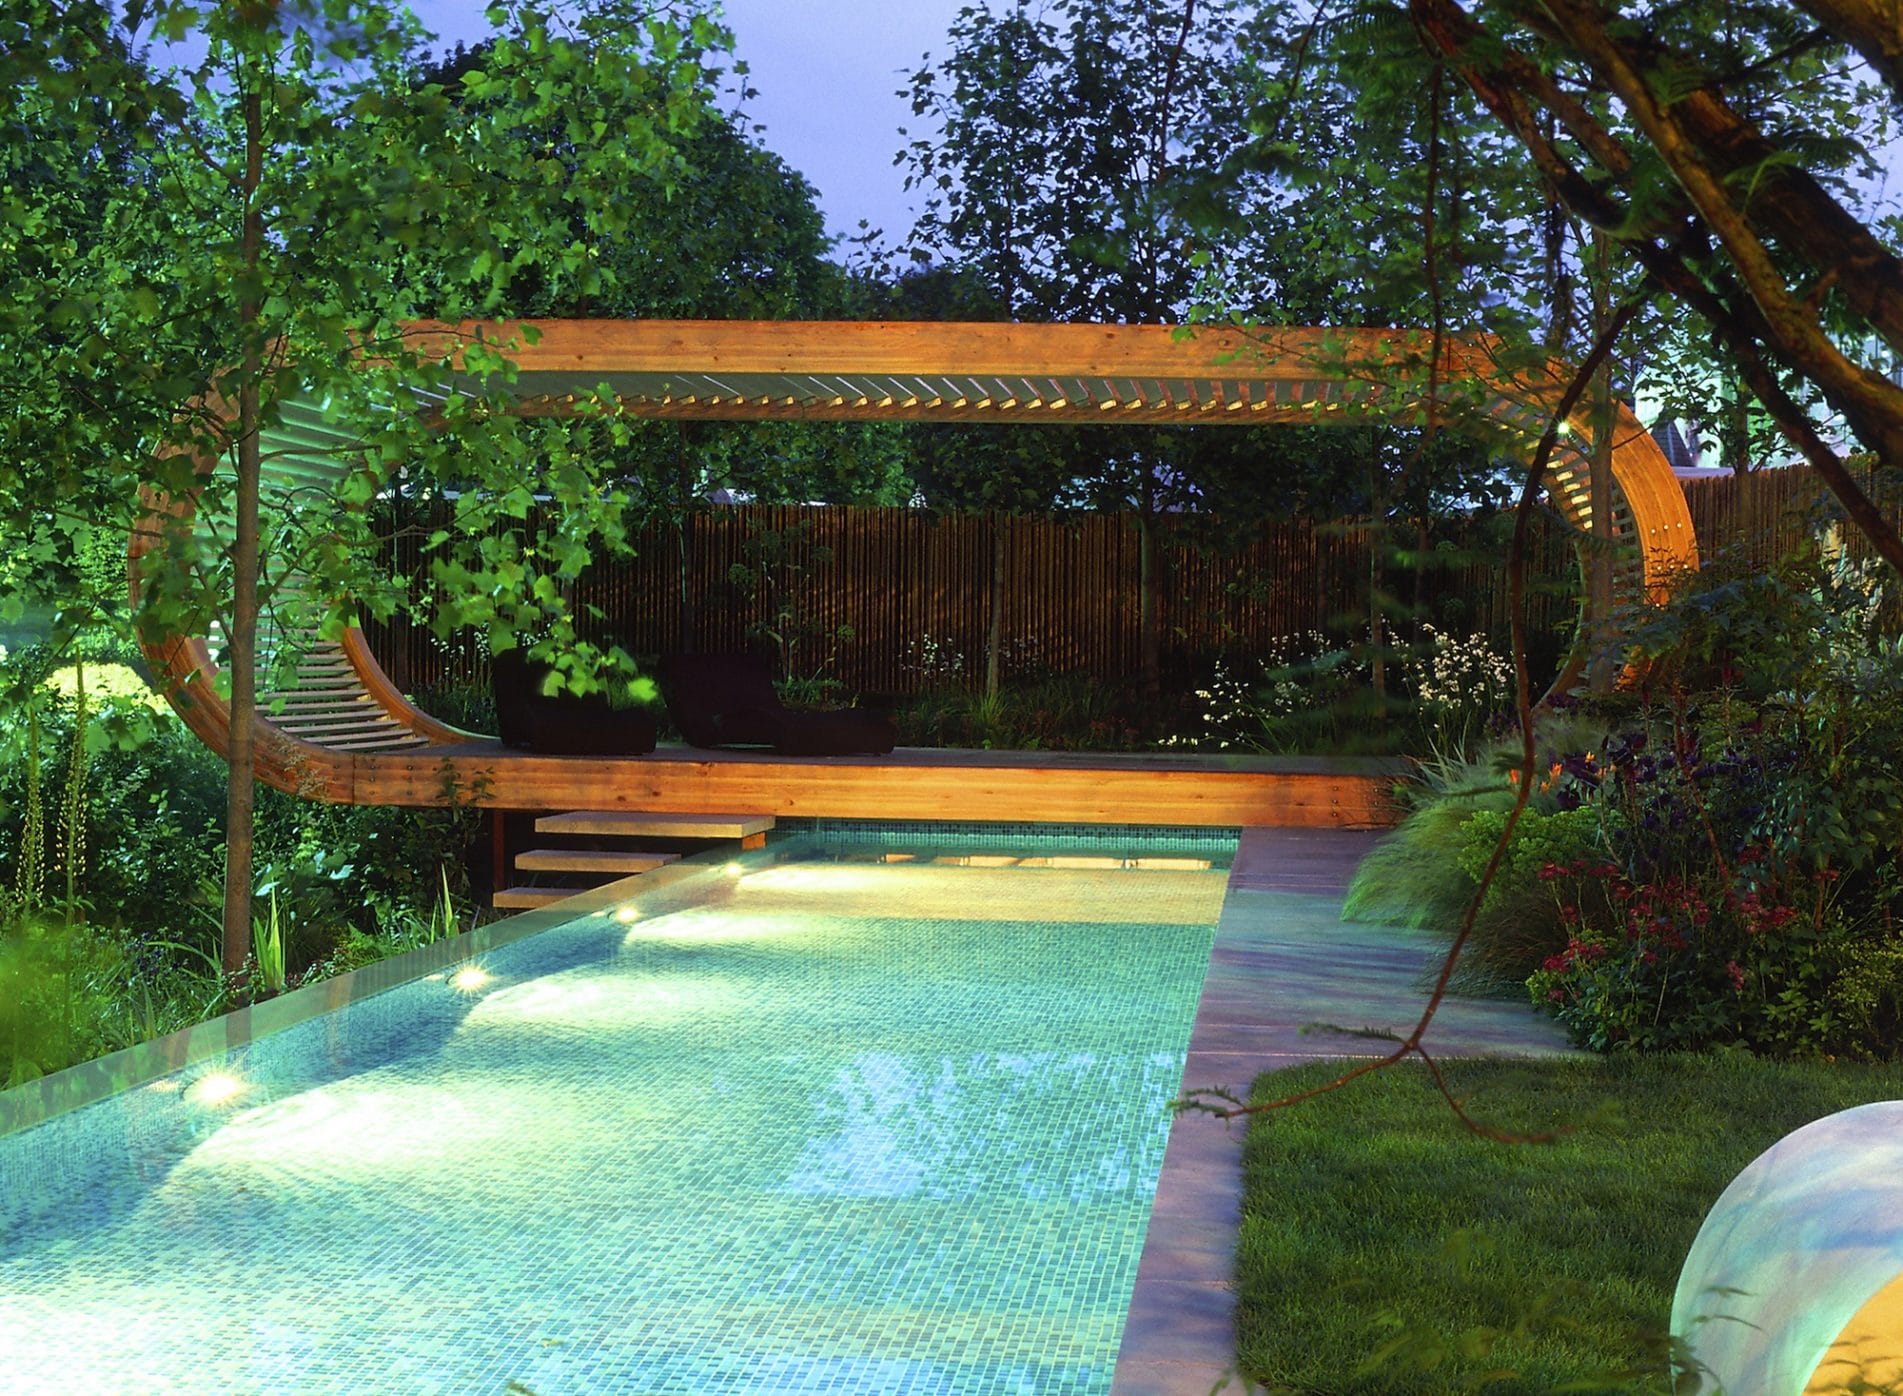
[
  {"left": 614, "top": 905, "right": 642, "bottom": 923},
  {"left": 187, "top": 1072, "right": 246, "bottom": 1106},
  {"left": 449, "top": 965, "right": 491, "bottom": 992},
  {"left": 723, "top": 862, "right": 744, "bottom": 876}
]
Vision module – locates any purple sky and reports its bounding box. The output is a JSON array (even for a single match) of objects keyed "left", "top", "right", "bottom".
[{"left": 405, "top": 0, "right": 972, "bottom": 253}]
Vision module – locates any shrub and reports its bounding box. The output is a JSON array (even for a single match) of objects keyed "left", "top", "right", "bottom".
[
  {"left": 1344, "top": 735, "right": 1584, "bottom": 941},
  {"left": 1514, "top": 546, "right": 1903, "bottom": 1058},
  {"left": 1453, "top": 804, "right": 1604, "bottom": 981},
  {"left": 0, "top": 664, "right": 480, "bottom": 1078},
  {"left": 1189, "top": 634, "right": 1410, "bottom": 755},
  {"left": 1403, "top": 624, "right": 1513, "bottom": 758},
  {"left": 0, "top": 914, "right": 127, "bottom": 1086}
]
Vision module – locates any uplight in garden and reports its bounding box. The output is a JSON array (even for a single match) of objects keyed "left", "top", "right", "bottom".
[{"left": 187, "top": 1072, "right": 246, "bottom": 1107}]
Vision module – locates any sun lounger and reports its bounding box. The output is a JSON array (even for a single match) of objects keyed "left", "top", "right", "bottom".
[
  {"left": 491, "top": 649, "right": 657, "bottom": 755},
  {"left": 658, "top": 652, "right": 895, "bottom": 756}
]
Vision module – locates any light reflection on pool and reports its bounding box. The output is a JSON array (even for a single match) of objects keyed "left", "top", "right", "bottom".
[{"left": 0, "top": 849, "right": 1228, "bottom": 1394}]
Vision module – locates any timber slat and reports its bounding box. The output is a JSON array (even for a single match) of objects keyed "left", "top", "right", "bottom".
[
  {"left": 277, "top": 717, "right": 410, "bottom": 738},
  {"left": 535, "top": 810, "right": 776, "bottom": 839},
  {"left": 513, "top": 848, "right": 681, "bottom": 874},
  {"left": 321, "top": 733, "right": 432, "bottom": 752},
  {"left": 266, "top": 696, "right": 379, "bottom": 713},
  {"left": 492, "top": 886, "right": 576, "bottom": 910}
]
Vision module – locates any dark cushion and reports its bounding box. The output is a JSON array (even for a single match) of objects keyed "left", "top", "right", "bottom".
[
  {"left": 660, "top": 652, "right": 895, "bottom": 756},
  {"left": 490, "top": 648, "right": 539, "bottom": 749},
  {"left": 490, "top": 649, "right": 656, "bottom": 756},
  {"left": 769, "top": 708, "right": 897, "bottom": 757}
]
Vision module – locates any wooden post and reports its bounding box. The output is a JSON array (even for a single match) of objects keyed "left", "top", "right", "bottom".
[{"left": 490, "top": 811, "right": 508, "bottom": 898}]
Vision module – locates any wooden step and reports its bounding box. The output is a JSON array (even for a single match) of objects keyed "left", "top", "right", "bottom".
[
  {"left": 317, "top": 732, "right": 431, "bottom": 752},
  {"left": 513, "top": 849, "right": 681, "bottom": 875},
  {"left": 534, "top": 811, "right": 775, "bottom": 840},
  {"left": 492, "top": 886, "right": 577, "bottom": 910},
  {"left": 277, "top": 715, "right": 408, "bottom": 737}
]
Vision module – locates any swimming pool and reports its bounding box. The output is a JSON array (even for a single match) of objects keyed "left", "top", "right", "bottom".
[{"left": 0, "top": 835, "right": 1227, "bottom": 1393}]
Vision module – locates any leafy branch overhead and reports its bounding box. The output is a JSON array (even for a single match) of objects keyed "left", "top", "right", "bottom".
[{"left": 1390, "top": 0, "right": 1903, "bottom": 564}]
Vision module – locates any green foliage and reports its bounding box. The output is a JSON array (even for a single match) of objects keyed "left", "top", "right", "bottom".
[
  {"left": 1343, "top": 800, "right": 1492, "bottom": 933},
  {"left": 0, "top": 684, "right": 225, "bottom": 944},
  {"left": 1403, "top": 625, "right": 1515, "bottom": 760},
  {"left": 0, "top": 912, "right": 126, "bottom": 1086},
  {"left": 0, "top": 691, "right": 479, "bottom": 1080},
  {"left": 1344, "top": 746, "right": 1601, "bottom": 984},
  {"left": 1188, "top": 635, "right": 1391, "bottom": 754},
  {"left": 722, "top": 522, "right": 854, "bottom": 685},
  {"left": 892, "top": 672, "right": 1165, "bottom": 752},
  {"left": 1453, "top": 804, "right": 1605, "bottom": 983},
  {"left": 3, "top": 0, "right": 736, "bottom": 969},
  {"left": 250, "top": 888, "right": 287, "bottom": 999},
  {"left": 1372, "top": 546, "right": 1903, "bottom": 1059}
]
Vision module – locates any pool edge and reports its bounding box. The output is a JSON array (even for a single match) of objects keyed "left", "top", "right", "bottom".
[{"left": 0, "top": 848, "right": 743, "bottom": 1140}]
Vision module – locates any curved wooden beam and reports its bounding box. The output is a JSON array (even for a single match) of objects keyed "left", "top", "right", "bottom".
[{"left": 133, "top": 319, "right": 1698, "bottom": 808}]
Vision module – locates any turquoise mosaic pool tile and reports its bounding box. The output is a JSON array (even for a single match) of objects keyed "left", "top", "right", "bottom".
[
  {"left": 788, "top": 819, "right": 1240, "bottom": 861},
  {"left": 0, "top": 863, "right": 1221, "bottom": 1394}
]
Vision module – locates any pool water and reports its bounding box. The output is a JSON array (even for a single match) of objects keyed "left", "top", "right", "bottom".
[{"left": 0, "top": 854, "right": 1224, "bottom": 1394}]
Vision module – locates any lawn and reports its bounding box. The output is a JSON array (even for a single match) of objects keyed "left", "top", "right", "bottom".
[{"left": 1235, "top": 1052, "right": 1903, "bottom": 1394}]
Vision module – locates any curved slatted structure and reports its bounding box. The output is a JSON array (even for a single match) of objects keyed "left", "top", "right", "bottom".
[{"left": 131, "top": 320, "right": 1698, "bottom": 811}]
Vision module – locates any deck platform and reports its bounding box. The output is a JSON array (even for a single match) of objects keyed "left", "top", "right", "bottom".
[{"left": 327, "top": 741, "right": 1406, "bottom": 829}]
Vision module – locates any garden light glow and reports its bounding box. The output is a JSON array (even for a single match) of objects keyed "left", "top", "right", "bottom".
[{"left": 187, "top": 1072, "right": 246, "bottom": 1106}]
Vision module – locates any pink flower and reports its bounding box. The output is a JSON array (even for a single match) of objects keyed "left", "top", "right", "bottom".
[{"left": 1726, "top": 960, "right": 1746, "bottom": 991}]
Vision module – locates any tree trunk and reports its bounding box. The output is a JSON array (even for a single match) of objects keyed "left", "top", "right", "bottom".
[
  {"left": 1722, "top": 386, "right": 1750, "bottom": 475},
  {"left": 985, "top": 513, "right": 1008, "bottom": 698},
  {"left": 1368, "top": 524, "right": 1386, "bottom": 700},
  {"left": 222, "top": 83, "right": 266, "bottom": 996},
  {"left": 1587, "top": 229, "right": 1617, "bottom": 692},
  {"left": 1368, "top": 458, "right": 1386, "bottom": 701},
  {"left": 675, "top": 450, "right": 695, "bottom": 654},
  {"left": 1137, "top": 470, "right": 1161, "bottom": 697}
]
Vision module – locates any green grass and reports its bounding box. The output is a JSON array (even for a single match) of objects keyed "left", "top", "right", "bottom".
[{"left": 1235, "top": 1052, "right": 1903, "bottom": 1394}]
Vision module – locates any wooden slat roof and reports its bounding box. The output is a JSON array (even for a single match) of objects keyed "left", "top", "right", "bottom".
[{"left": 134, "top": 319, "right": 1700, "bottom": 809}]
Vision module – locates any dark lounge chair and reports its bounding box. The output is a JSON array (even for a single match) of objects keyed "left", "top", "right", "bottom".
[
  {"left": 658, "top": 652, "right": 896, "bottom": 756},
  {"left": 491, "top": 649, "right": 657, "bottom": 756}
]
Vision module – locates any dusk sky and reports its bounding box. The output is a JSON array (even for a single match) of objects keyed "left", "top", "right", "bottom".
[{"left": 404, "top": 0, "right": 973, "bottom": 255}]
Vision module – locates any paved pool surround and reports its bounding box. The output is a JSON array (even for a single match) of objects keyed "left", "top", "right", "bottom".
[{"left": 1108, "top": 828, "right": 1578, "bottom": 1396}]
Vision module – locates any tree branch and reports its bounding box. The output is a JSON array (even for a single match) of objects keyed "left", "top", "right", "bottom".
[{"left": 1179, "top": 314, "right": 1628, "bottom": 1142}]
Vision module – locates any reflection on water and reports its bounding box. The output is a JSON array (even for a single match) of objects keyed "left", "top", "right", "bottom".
[
  {"left": 0, "top": 864, "right": 1221, "bottom": 1395},
  {"left": 785, "top": 1049, "right": 1183, "bottom": 1203}
]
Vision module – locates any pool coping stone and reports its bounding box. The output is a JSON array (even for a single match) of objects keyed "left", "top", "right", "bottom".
[{"left": 1108, "top": 827, "right": 1579, "bottom": 1395}]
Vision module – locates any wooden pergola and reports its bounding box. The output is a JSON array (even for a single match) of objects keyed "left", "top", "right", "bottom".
[{"left": 131, "top": 320, "right": 1697, "bottom": 828}]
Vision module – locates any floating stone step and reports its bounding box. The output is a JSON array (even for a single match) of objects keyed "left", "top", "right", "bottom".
[
  {"left": 491, "top": 886, "right": 576, "bottom": 910},
  {"left": 513, "top": 849, "right": 681, "bottom": 875},
  {"left": 534, "top": 811, "right": 774, "bottom": 841}
]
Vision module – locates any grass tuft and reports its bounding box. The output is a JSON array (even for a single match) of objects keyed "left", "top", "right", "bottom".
[{"left": 1235, "top": 1052, "right": 1903, "bottom": 1393}]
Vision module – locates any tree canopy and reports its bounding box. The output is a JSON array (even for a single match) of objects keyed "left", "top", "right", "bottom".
[
  {"left": 1, "top": 0, "right": 736, "bottom": 976},
  {"left": 1318, "top": 0, "right": 1903, "bottom": 559}
]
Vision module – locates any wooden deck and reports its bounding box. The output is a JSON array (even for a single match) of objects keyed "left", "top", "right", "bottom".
[{"left": 321, "top": 740, "right": 1406, "bottom": 829}]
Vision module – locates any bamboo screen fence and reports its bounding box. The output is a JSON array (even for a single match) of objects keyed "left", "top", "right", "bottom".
[
  {"left": 365, "top": 498, "right": 1584, "bottom": 696},
  {"left": 1678, "top": 466, "right": 1898, "bottom": 567},
  {"left": 364, "top": 470, "right": 1871, "bottom": 698}
]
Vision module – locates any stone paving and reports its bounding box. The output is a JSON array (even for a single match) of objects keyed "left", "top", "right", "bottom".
[{"left": 1109, "top": 828, "right": 1578, "bottom": 1396}]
